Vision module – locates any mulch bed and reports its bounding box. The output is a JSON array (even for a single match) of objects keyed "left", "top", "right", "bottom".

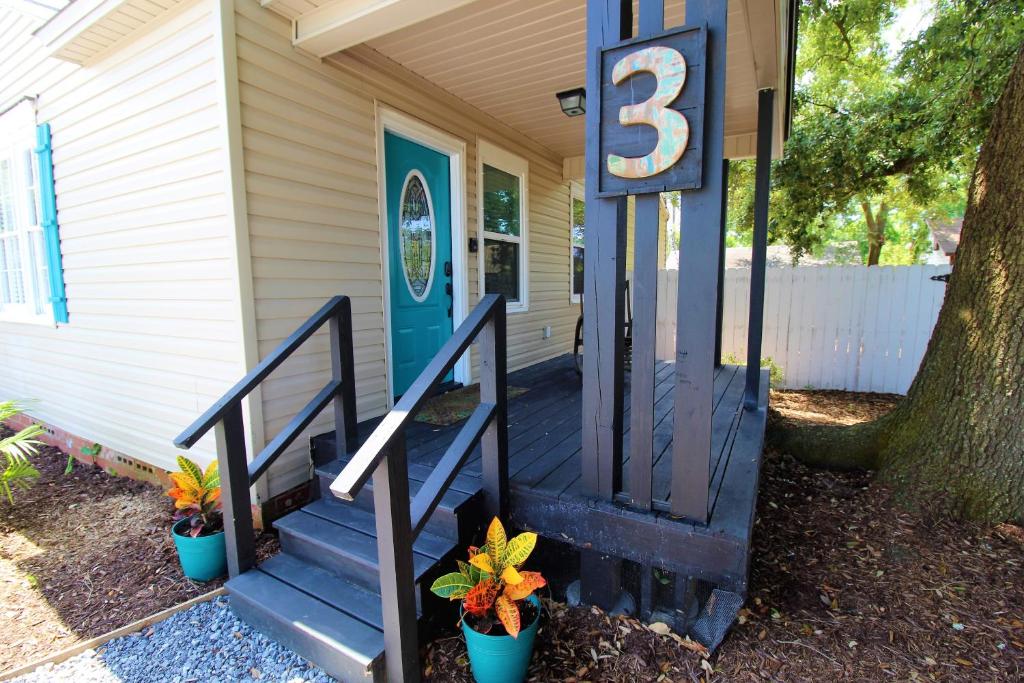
[
  {"left": 0, "top": 434, "right": 277, "bottom": 674},
  {"left": 424, "top": 389, "right": 1024, "bottom": 681}
]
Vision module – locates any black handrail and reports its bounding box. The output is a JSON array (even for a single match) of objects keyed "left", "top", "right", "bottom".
[
  {"left": 330, "top": 293, "right": 509, "bottom": 683},
  {"left": 331, "top": 293, "right": 507, "bottom": 503},
  {"left": 173, "top": 295, "right": 358, "bottom": 577}
]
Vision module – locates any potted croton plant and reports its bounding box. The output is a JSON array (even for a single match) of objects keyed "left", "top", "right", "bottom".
[
  {"left": 431, "top": 518, "right": 547, "bottom": 683},
  {"left": 166, "top": 455, "right": 226, "bottom": 581}
]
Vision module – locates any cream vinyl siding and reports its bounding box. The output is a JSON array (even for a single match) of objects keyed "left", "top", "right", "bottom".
[
  {"left": 234, "top": 0, "right": 589, "bottom": 494},
  {"left": 0, "top": 0, "right": 240, "bottom": 472}
]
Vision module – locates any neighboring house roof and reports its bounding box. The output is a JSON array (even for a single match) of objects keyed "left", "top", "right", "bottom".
[
  {"left": 928, "top": 218, "right": 963, "bottom": 257},
  {"left": 663, "top": 242, "right": 860, "bottom": 270}
]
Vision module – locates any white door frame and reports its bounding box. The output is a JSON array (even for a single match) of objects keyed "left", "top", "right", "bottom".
[{"left": 375, "top": 103, "right": 470, "bottom": 407}]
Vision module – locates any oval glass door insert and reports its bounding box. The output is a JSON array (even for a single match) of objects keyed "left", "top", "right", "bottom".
[{"left": 398, "top": 171, "right": 435, "bottom": 301}]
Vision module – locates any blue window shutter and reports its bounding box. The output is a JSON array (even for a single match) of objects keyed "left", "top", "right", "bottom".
[{"left": 35, "top": 123, "right": 68, "bottom": 324}]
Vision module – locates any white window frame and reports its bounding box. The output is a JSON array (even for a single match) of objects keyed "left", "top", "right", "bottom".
[
  {"left": 569, "top": 180, "right": 585, "bottom": 304},
  {"left": 477, "top": 139, "right": 529, "bottom": 313},
  {"left": 0, "top": 101, "right": 51, "bottom": 326}
]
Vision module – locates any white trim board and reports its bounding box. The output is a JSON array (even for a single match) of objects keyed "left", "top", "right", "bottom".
[{"left": 375, "top": 104, "right": 470, "bottom": 408}]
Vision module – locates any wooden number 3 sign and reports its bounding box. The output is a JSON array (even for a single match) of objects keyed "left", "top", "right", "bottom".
[{"left": 607, "top": 46, "right": 689, "bottom": 180}]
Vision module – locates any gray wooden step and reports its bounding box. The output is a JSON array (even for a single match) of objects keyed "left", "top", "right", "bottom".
[
  {"left": 315, "top": 458, "right": 482, "bottom": 542},
  {"left": 227, "top": 568, "right": 385, "bottom": 682},
  {"left": 272, "top": 499, "right": 457, "bottom": 592}
]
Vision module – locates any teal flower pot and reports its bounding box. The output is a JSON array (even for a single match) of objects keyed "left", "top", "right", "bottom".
[
  {"left": 461, "top": 595, "right": 541, "bottom": 683},
  {"left": 171, "top": 518, "right": 227, "bottom": 581}
]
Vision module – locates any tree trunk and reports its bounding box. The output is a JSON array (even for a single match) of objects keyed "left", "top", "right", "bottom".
[
  {"left": 774, "top": 48, "right": 1024, "bottom": 523},
  {"left": 861, "top": 200, "right": 888, "bottom": 266}
]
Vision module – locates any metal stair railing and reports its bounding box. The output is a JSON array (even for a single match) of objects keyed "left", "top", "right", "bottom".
[
  {"left": 174, "top": 296, "right": 358, "bottom": 577},
  {"left": 330, "top": 293, "right": 509, "bottom": 683}
]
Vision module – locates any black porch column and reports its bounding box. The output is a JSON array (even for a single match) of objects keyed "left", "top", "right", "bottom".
[
  {"left": 578, "top": 0, "right": 631, "bottom": 613},
  {"left": 669, "top": 0, "right": 728, "bottom": 523},
  {"left": 581, "top": 0, "right": 631, "bottom": 500},
  {"left": 715, "top": 159, "right": 730, "bottom": 367},
  {"left": 745, "top": 88, "right": 775, "bottom": 409}
]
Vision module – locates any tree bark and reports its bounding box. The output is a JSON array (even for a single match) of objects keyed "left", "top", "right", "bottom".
[
  {"left": 775, "top": 48, "right": 1024, "bottom": 523},
  {"left": 861, "top": 200, "right": 887, "bottom": 266}
]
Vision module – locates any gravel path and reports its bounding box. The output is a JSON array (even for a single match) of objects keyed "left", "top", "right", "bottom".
[{"left": 10, "top": 597, "right": 337, "bottom": 683}]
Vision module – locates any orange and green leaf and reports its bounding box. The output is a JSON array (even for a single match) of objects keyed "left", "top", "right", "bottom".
[
  {"left": 201, "top": 460, "right": 219, "bottom": 489},
  {"left": 502, "top": 531, "right": 537, "bottom": 567},
  {"left": 176, "top": 455, "right": 203, "bottom": 488},
  {"left": 504, "top": 571, "right": 546, "bottom": 601},
  {"left": 486, "top": 517, "right": 507, "bottom": 571},
  {"left": 469, "top": 552, "right": 494, "bottom": 575},
  {"left": 430, "top": 572, "right": 475, "bottom": 600},
  {"left": 495, "top": 595, "right": 521, "bottom": 638},
  {"left": 464, "top": 580, "right": 499, "bottom": 616},
  {"left": 501, "top": 565, "right": 523, "bottom": 585}
]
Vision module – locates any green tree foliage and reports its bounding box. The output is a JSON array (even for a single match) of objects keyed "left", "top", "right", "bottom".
[{"left": 738, "top": 0, "right": 1023, "bottom": 264}]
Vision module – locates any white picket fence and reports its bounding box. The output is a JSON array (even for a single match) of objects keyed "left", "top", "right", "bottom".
[{"left": 653, "top": 265, "right": 952, "bottom": 394}]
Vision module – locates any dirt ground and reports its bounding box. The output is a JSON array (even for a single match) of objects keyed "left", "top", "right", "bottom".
[
  {"left": 425, "top": 389, "right": 1024, "bottom": 682},
  {"left": 0, "top": 436, "right": 277, "bottom": 674}
]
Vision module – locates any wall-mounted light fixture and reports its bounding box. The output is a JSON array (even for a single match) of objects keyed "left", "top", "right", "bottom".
[{"left": 556, "top": 88, "right": 586, "bottom": 117}]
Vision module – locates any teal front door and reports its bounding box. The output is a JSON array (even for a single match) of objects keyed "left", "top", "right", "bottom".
[{"left": 385, "top": 131, "right": 454, "bottom": 398}]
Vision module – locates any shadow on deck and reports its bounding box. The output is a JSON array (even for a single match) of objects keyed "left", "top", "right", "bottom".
[{"left": 315, "top": 353, "right": 768, "bottom": 593}]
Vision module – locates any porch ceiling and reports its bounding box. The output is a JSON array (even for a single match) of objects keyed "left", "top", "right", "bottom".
[{"left": 343, "top": 0, "right": 789, "bottom": 160}]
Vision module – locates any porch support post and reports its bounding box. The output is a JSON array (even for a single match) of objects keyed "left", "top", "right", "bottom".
[
  {"left": 745, "top": 88, "right": 775, "bottom": 409},
  {"left": 579, "top": 0, "right": 631, "bottom": 613},
  {"left": 669, "top": 0, "right": 728, "bottom": 524},
  {"left": 715, "top": 159, "right": 730, "bottom": 368},
  {"left": 627, "top": 0, "right": 665, "bottom": 511},
  {"left": 581, "top": 0, "right": 631, "bottom": 500}
]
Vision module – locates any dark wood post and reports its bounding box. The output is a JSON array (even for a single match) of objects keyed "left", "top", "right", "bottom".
[
  {"left": 479, "top": 299, "right": 509, "bottom": 520},
  {"left": 627, "top": 0, "right": 665, "bottom": 511},
  {"left": 329, "top": 297, "right": 359, "bottom": 461},
  {"left": 626, "top": 0, "right": 667, "bottom": 511},
  {"left": 715, "top": 159, "right": 730, "bottom": 367},
  {"left": 579, "top": 0, "right": 631, "bottom": 612},
  {"left": 670, "top": 0, "right": 728, "bottom": 523},
  {"left": 372, "top": 436, "right": 419, "bottom": 683},
  {"left": 581, "top": 0, "right": 631, "bottom": 500},
  {"left": 745, "top": 88, "right": 775, "bottom": 409},
  {"left": 213, "top": 402, "right": 255, "bottom": 577}
]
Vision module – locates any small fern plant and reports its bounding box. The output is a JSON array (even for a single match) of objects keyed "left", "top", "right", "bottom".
[
  {"left": 0, "top": 401, "right": 44, "bottom": 504},
  {"left": 166, "top": 455, "right": 222, "bottom": 537},
  {"left": 430, "top": 517, "right": 546, "bottom": 638}
]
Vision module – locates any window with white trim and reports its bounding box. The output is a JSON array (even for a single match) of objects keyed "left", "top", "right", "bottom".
[
  {"left": 0, "top": 101, "right": 51, "bottom": 324},
  {"left": 478, "top": 140, "right": 528, "bottom": 312},
  {"left": 570, "top": 181, "right": 585, "bottom": 303}
]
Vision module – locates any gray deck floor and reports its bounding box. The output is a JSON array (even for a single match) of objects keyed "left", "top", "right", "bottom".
[
  {"left": 316, "top": 353, "right": 769, "bottom": 590},
  {"left": 356, "top": 354, "right": 758, "bottom": 519}
]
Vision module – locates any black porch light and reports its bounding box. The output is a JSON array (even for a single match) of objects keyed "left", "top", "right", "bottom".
[{"left": 556, "top": 87, "right": 586, "bottom": 117}]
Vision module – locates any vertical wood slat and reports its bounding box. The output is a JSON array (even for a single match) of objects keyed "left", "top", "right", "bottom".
[
  {"left": 372, "top": 435, "right": 420, "bottom": 683},
  {"left": 745, "top": 88, "right": 775, "bottom": 409},
  {"left": 670, "top": 0, "right": 728, "bottom": 523},
  {"left": 212, "top": 402, "right": 255, "bottom": 578},
  {"left": 329, "top": 296, "right": 359, "bottom": 459},
  {"left": 625, "top": 0, "right": 665, "bottom": 512},
  {"left": 479, "top": 300, "right": 509, "bottom": 520},
  {"left": 581, "top": 0, "right": 631, "bottom": 500},
  {"left": 629, "top": 202, "right": 660, "bottom": 511},
  {"left": 715, "top": 159, "right": 730, "bottom": 367}
]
